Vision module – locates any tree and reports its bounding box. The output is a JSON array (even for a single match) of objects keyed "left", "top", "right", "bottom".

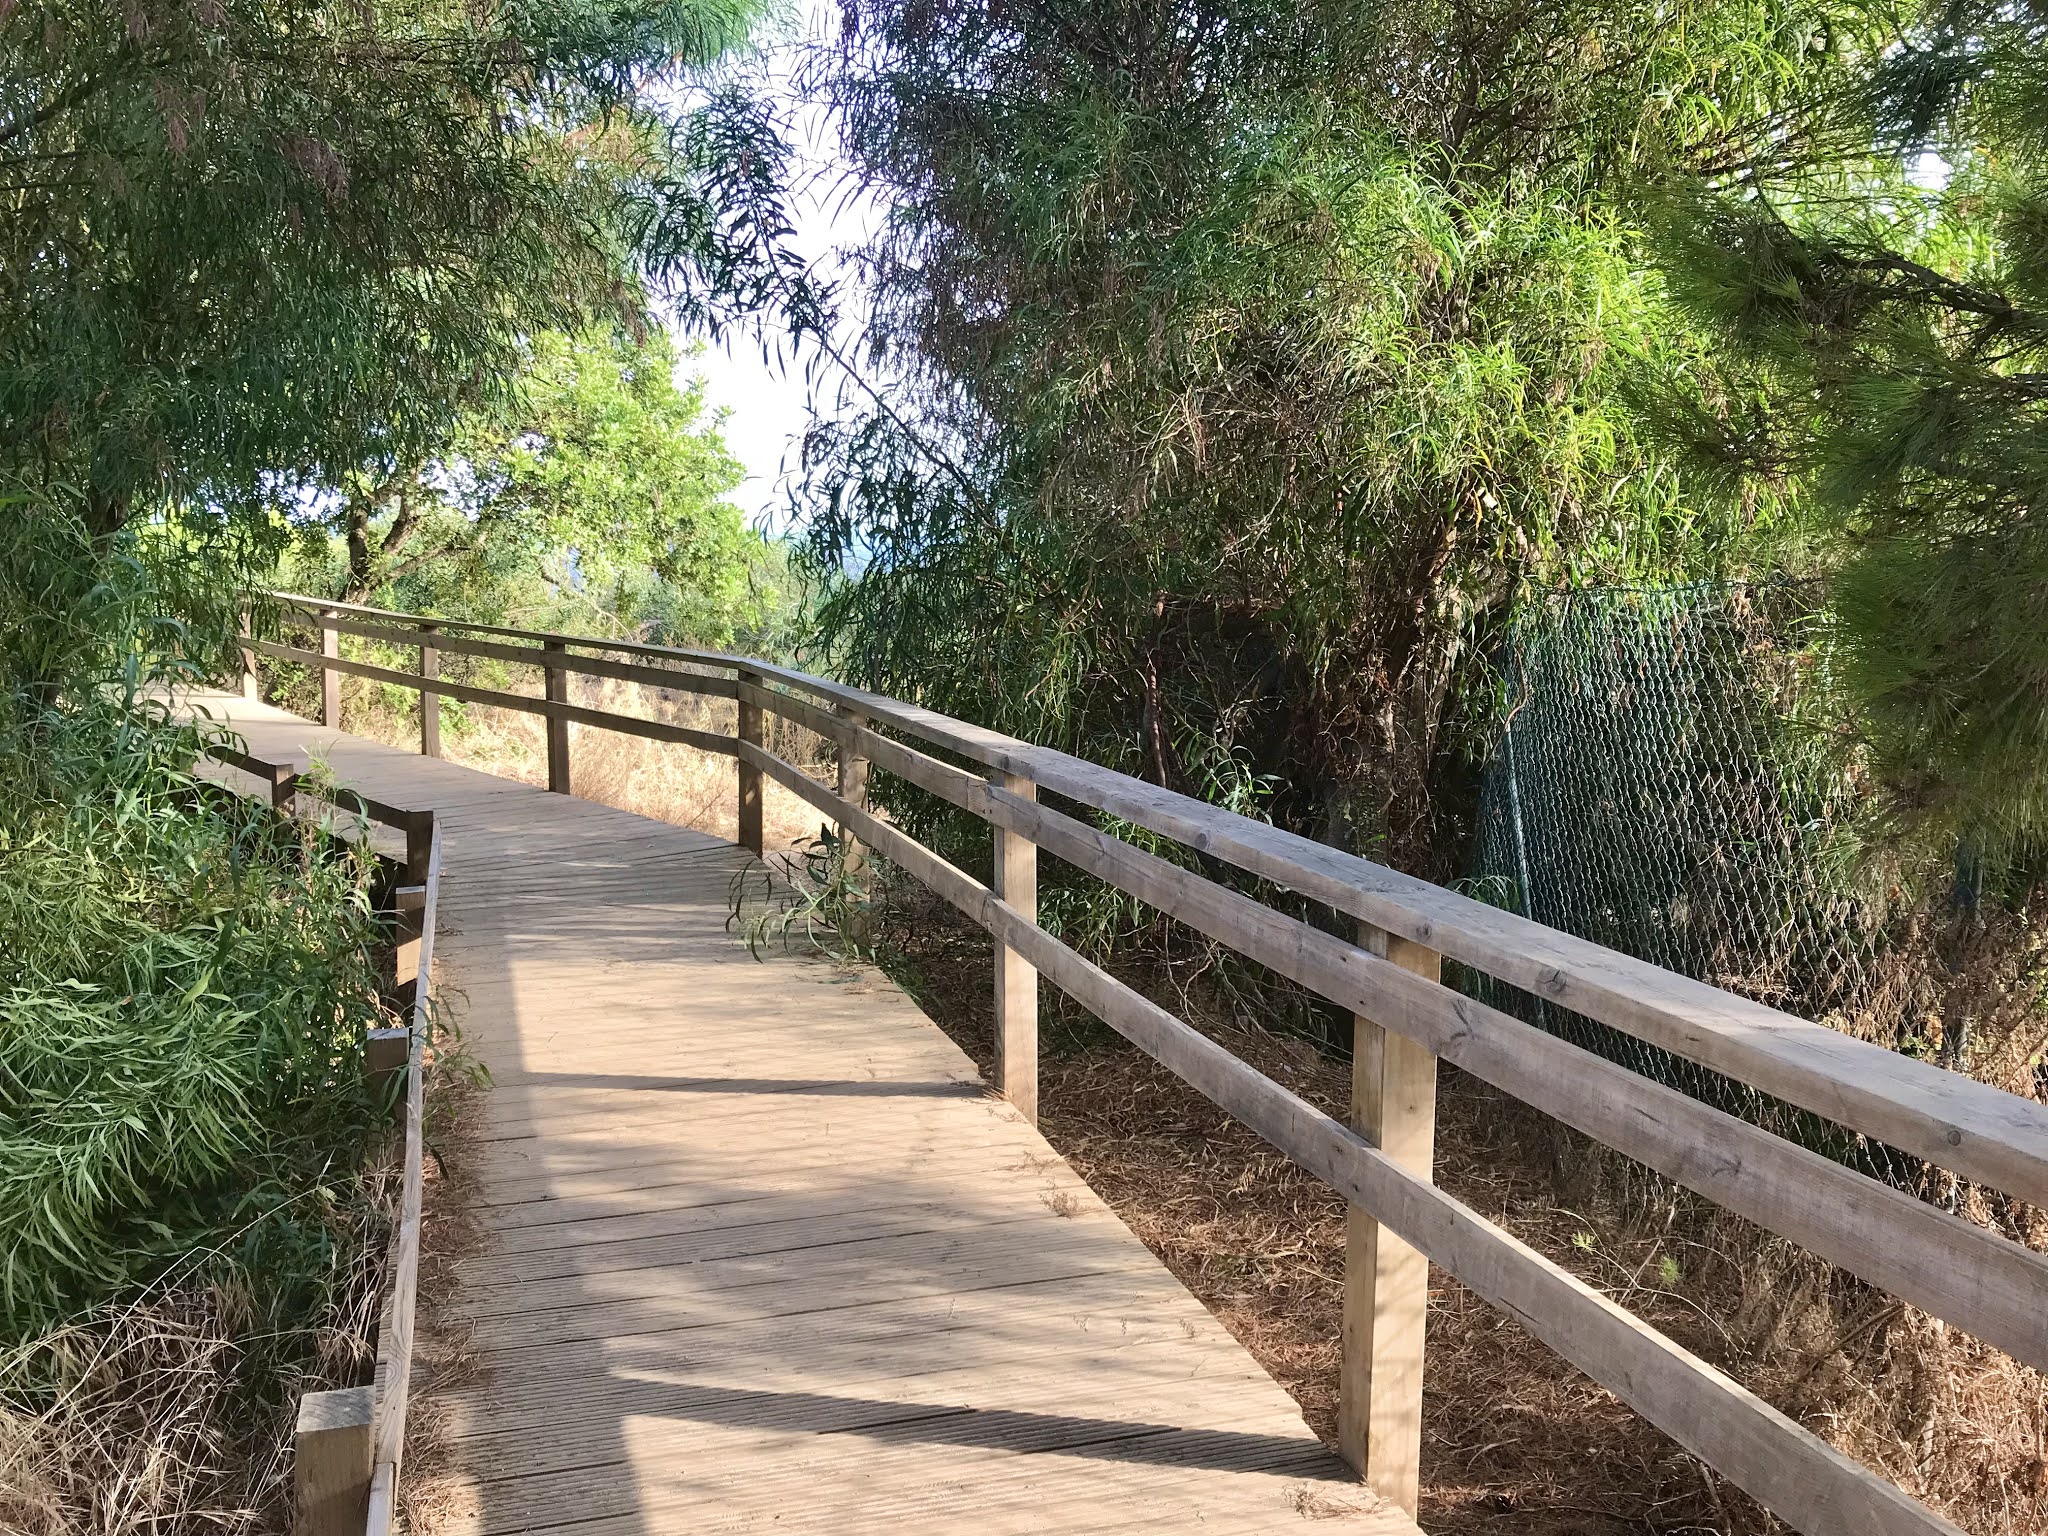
[
  {"left": 301, "top": 325, "right": 778, "bottom": 648},
  {"left": 1651, "top": 0, "right": 2048, "bottom": 853},
  {"left": 794, "top": 0, "right": 1824, "bottom": 868},
  {"left": 0, "top": 0, "right": 798, "bottom": 558}
]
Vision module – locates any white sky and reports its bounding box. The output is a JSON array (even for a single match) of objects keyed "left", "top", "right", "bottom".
[{"left": 668, "top": 0, "right": 886, "bottom": 534}]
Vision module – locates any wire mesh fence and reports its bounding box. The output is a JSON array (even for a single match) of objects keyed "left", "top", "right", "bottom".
[{"left": 1465, "top": 583, "right": 1941, "bottom": 1193}]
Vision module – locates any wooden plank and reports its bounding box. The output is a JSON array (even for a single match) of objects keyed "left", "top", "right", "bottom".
[
  {"left": 844, "top": 724, "right": 2048, "bottom": 1370},
  {"left": 294, "top": 1385, "right": 372, "bottom": 1536},
  {"left": 743, "top": 739, "right": 1967, "bottom": 1536},
  {"left": 370, "top": 817, "right": 438, "bottom": 1485},
  {"left": 1338, "top": 925, "right": 1437, "bottom": 1514},
  {"left": 196, "top": 690, "right": 1413, "bottom": 1536},
  {"left": 994, "top": 771, "right": 1039, "bottom": 1125}
]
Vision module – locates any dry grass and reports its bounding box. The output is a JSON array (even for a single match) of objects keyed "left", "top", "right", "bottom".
[
  {"left": 0, "top": 1176, "right": 393, "bottom": 1536},
  {"left": 879, "top": 884, "right": 2048, "bottom": 1536}
]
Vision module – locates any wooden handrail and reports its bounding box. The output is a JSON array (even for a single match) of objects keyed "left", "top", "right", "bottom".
[
  {"left": 247, "top": 592, "right": 2048, "bottom": 1536},
  {"left": 257, "top": 591, "right": 2048, "bottom": 1199},
  {"left": 198, "top": 732, "right": 437, "bottom": 1536}
]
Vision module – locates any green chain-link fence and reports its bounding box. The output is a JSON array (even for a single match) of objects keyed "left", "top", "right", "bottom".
[{"left": 1466, "top": 583, "right": 1938, "bottom": 1192}]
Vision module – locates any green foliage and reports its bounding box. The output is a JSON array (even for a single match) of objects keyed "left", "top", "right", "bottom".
[
  {"left": 286, "top": 324, "right": 789, "bottom": 647},
  {"left": 795, "top": 0, "right": 1820, "bottom": 869},
  {"left": 0, "top": 509, "right": 388, "bottom": 1341},
  {"left": 1650, "top": 0, "right": 2048, "bottom": 851},
  {"left": 0, "top": 0, "right": 801, "bottom": 538}
]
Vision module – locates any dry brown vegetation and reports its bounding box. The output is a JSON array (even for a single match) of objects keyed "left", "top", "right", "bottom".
[
  {"left": 876, "top": 884, "right": 2048, "bottom": 1536},
  {"left": 0, "top": 1176, "right": 393, "bottom": 1536}
]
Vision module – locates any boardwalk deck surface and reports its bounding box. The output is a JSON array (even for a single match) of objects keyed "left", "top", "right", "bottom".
[{"left": 191, "top": 693, "right": 1416, "bottom": 1536}]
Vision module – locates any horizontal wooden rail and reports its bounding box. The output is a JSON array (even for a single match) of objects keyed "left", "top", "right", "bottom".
[
  {"left": 242, "top": 592, "right": 2048, "bottom": 1536},
  {"left": 848, "top": 721, "right": 2048, "bottom": 1368},
  {"left": 198, "top": 731, "right": 438, "bottom": 1536},
  {"left": 738, "top": 738, "right": 1966, "bottom": 1536},
  {"left": 302, "top": 608, "right": 740, "bottom": 699},
  {"left": 250, "top": 638, "right": 734, "bottom": 756}
]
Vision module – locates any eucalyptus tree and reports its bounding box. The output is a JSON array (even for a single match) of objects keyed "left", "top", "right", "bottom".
[
  {"left": 1652, "top": 0, "right": 2048, "bottom": 854},
  {"left": 793, "top": 0, "right": 1836, "bottom": 867}
]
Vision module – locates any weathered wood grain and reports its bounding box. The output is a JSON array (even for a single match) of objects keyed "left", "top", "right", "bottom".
[{"left": 187, "top": 690, "right": 1414, "bottom": 1536}]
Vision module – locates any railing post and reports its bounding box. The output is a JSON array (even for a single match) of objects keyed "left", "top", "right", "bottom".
[
  {"left": 391, "top": 882, "right": 427, "bottom": 1012},
  {"left": 404, "top": 811, "right": 434, "bottom": 889},
  {"left": 837, "top": 706, "right": 871, "bottom": 948},
  {"left": 240, "top": 635, "right": 260, "bottom": 701},
  {"left": 269, "top": 760, "right": 302, "bottom": 816},
  {"left": 992, "top": 771, "right": 1039, "bottom": 1123},
  {"left": 736, "top": 668, "right": 763, "bottom": 858},
  {"left": 1338, "top": 922, "right": 1440, "bottom": 1515},
  {"left": 320, "top": 610, "right": 341, "bottom": 729},
  {"left": 294, "top": 1385, "right": 373, "bottom": 1536},
  {"left": 543, "top": 640, "right": 571, "bottom": 794},
  {"left": 419, "top": 623, "right": 441, "bottom": 759}
]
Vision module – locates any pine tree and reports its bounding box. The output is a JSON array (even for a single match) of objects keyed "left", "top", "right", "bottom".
[{"left": 1653, "top": 0, "right": 2048, "bottom": 851}]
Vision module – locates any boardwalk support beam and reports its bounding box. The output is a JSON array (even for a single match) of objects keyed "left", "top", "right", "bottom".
[
  {"left": 838, "top": 704, "right": 871, "bottom": 947},
  {"left": 320, "top": 612, "right": 341, "bottom": 729},
  {"left": 420, "top": 624, "right": 441, "bottom": 758},
  {"left": 993, "top": 770, "right": 1039, "bottom": 1123},
  {"left": 737, "top": 667, "right": 763, "bottom": 857},
  {"left": 544, "top": 640, "right": 572, "bottom": 794},
  {"left": 1339, "top": 923, "right": 1440, "bottom": 1515},
  {"left": 294, "top": 1385, "right": 373, "bottom": 1536}
]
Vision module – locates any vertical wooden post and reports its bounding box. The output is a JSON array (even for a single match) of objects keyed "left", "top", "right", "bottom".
[
  {"left": 404, "top": 812, "right": 434, "bottom": 889},
  {"left": 992, "top": 771, "right": 1039, "bottom": 1124},
  {"left": 320, "top": 612, "right": 341, "bottom": 729},
  {"left": 419, "top": 624, "right": 441, "bottom": 759},
  {"left": 269, "top": 760, "right": 302, "bottom": 816},
  {"left": 1337, "top": 923, "right": 1440, "bottom": 1515},
  {"left": 391, "top": 883, "right": 427, "bottom": 1011},
  {"left": 294, "top": 1385, "right": 373, "bottom": 1536},
  {"left": 837, "top": 707, "right": 871, "bottom": 947},
  {"left": 240, "top": 635, "right": 260, "bottom": 701},
  {"left": 543, "top": 641, "right": 571, "bottom": 795},
  {"left": 737, "top": 668, "right": 763, "bottom": 858},
  {"left": 366, "top": 1026, "right": 410, "bottom": 1102}
]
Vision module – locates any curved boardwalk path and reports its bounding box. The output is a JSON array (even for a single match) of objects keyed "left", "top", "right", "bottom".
[{"left": 194, "top": 694, "right": 1415, "bottom": 1536}]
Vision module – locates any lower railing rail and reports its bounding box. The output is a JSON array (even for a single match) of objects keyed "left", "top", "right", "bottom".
[{"left": 237, "top": 590, "right": 2048, "bottom": 1536}]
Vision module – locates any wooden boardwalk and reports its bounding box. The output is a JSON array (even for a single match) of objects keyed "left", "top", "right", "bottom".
[{"left": 194, "top": 695, "right": 1413, "bottom": 1536}]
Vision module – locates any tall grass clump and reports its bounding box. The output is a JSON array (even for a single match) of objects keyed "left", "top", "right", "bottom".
[{"left": 0, "top": 503, "right": 397, "bottom": 1526}]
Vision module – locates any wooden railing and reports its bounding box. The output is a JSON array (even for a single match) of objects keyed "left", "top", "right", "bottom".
[
  {"left": 247, "top": 592, "right": 2048, "bottom": 1536},
  {"left": 199, "top": 733, "right": 439, "bottom": 1536}
]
